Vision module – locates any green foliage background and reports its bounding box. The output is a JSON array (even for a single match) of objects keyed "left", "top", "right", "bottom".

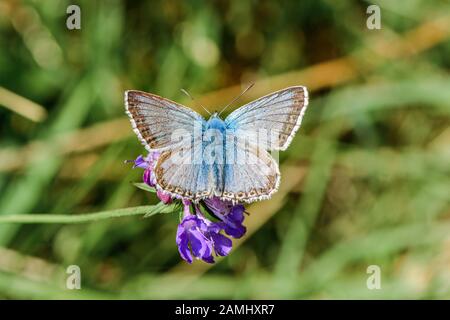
[{"left": 0, "top": 0, "right": 449, "bottom": 299}]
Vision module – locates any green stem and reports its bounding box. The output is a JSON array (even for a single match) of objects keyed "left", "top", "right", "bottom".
[{"left": 0, "top": 205, "right": 155, "bottom": 224}]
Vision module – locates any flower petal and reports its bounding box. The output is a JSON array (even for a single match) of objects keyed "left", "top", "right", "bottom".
[
  {"left": 182, "top": 199, "right": 192, "bottom": 216},
  {"left": 176, "top": 226, "right": 192, "bottom": 263},
  {"left": 201, "top": 245, "right": 215, "bottom": 264},
  {"left": 229, "top": 205, "right": 245, "bottom": 223},
  {"left": 143, "top": 168, "right": 154, "bottom": 186},
  {"left": 210, "top": 232, "right": 232, "bottom": 256},
  {"left": 204, "top": 197, "right": 231, "bottom": 215},
  {"left": 224, "top": 222, "right": 246, "bottom": 239},
  {"left": 133, "top": 155, "right": 148, "bottom": 169},
  {"left": 157, "top": 190, "right": 172, "bottom": 204},
  {"left": 188, "top": 228, "right": 208, "bottom": 258}
]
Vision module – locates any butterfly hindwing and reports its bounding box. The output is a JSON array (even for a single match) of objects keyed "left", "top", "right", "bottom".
[
  {"left": 153, "top": 120, "right": 225, "bottom": 201},
  {"left": 154, "top": 144, "right": 215, "bottom": 200},
  {"left": 222, "top": 141, "right": 280, "bottom": 203},
  {"left": 154, "top": 127, "right": 280, "bottom": 203}
]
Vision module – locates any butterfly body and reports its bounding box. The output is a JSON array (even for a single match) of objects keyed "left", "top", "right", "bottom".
[
  {"left": 125, "top": 86, "right": 308, "bottom": 203},
  {"left": 205, "top": 114, "right": 227, "bottom": 132},
  {"left": 202, "top": 114, "right": 227, "bottom": 197}
]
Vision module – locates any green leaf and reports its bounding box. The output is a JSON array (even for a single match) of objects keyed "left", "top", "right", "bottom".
[
  {"left": 179, "top": 209, "right": 184, "bottom": 222},
  {"left": 133, "top": 183, "right": 156, "bottom": 193},
  {"left": 144, "top": 201, "right": 182, "bottom": 218}
]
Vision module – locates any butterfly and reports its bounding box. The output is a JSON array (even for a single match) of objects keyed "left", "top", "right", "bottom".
[{"left": 125, "top": 86, "right": 309, "bottom": 203}]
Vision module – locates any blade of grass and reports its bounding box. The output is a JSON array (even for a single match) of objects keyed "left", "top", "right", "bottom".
[
  {"left": 0, "top": 86, "right": 47, "bottom": 122},
  {"left": 273, "top": 141, "right": 336, "bottom": 296},
  {"left": 0, "top": 78, "right": 94, "bottom": 244}
]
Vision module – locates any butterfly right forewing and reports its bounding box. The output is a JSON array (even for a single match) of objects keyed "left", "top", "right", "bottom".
[
  {"left": 225, "top": 86, "right": 308, "bottom": 151},
  {"left": 221, "top": 86, "right": 308, "bottom": 202}
]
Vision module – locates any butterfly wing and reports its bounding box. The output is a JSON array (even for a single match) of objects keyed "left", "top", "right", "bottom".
[
  {"left": 153, "top": 131, "right": 224, "bottom": 201},
  {"left": 125, "top": 90, "right": 205, "bottom": 151},
  {"left": 222, "top": 140, "right": 280, "bottom": 203},
  {"left": 126, "top": 87, "right": 308, "bottom": 203},
  {"left": 224, "top": 86, "right": 308, "bottom": 151},
  {"left": 221, "top": 86, "right": 308, "bottom": 202},
  {"left": 126, "top": 90, "right": 215, "bottom": 200},
  {"left": 155, "top": 127, "right": 281, "bottom": 203},
  {"left": 154, "top": 145, "right": 212, "bottom": 200}
]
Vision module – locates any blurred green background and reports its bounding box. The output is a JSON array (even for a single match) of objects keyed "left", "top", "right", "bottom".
[{"left": 0, "top": 0, "right": 449, "bottom": 299}]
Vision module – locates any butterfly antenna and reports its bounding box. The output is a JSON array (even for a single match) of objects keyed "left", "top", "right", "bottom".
[
  {"left": 218, "top": 82, "right": 255, "bottom": 116},
  {"left": 180, "top": 89, "right": 211, "bottom": 116}
]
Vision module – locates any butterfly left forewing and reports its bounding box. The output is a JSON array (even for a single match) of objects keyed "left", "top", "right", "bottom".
[
  {"left": 126, "top": 90, "right": 217, "bottom": 201},
  {"left": 125, "top": 90, "right": 204, "bottom": 151}
]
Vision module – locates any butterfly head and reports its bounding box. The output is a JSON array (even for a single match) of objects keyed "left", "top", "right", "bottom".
[
  {"left": 208, "top": 111, "right": 223, "bottom": 121},
  {"left": 206, "top": 112, "right": 226, "bottom": 130}
]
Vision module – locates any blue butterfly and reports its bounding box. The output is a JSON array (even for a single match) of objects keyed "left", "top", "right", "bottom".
[{"left": 125, "top": 86, "right": 309, "bottom": 203}]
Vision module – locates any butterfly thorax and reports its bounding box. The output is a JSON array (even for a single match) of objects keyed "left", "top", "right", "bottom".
[{"left": 205, "top": 114, "right": 227, "bottom": 132}]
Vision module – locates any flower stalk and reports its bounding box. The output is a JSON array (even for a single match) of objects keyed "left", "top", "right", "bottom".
[{"left": 0, "top": 205, "right": 156, "bottom": 224}]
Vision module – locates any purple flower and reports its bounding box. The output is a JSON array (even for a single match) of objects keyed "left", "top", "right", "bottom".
[
  {"left": 182, "top": 199, "right": 191, "bottom": 214},
  {"left": 177, "top": 204, "right": 214, "bottom": 263},
  {"left": 142, "top": 168, "right": 154, "bottom": 186},
  {"left": 176, "top": 198, "right": 246, "bottom": 263},
  {"left": 157, "top": 190, "right": 172, "bottom": 204},
  {"left": 130, "top": 153, "right": 249, "bottom": 264},
  {"left": 176, "top": 200, "right": 234, "bottom": 264},
  {"left": 132, "top": 152, "right": 160, "bottom": 187},
  {"left": 203, "top": 197, "right": 247, "bottom": 238},
  {"left": 198, "top": 214, "right": 232, "bottom": 257},
  {"left": 132, "top": 153, "right": 172, "bottom": 204},
  {"left": 132, "top": 155, "right": 148, "bottom": 169}
]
